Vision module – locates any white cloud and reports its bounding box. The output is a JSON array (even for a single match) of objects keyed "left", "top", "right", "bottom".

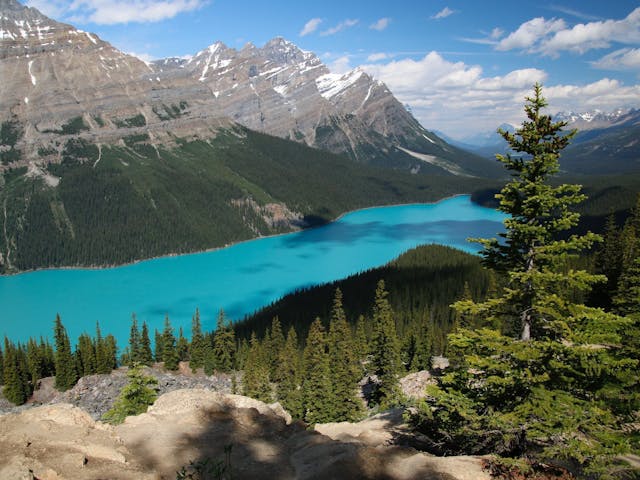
[
  {"left": 496, "top": 17, "right": 566, "bottom": 51},
  {"left": 27, "top": 0, "right": 206, "bottom": 25},
  {"left": 300, "top": 18, "right": 322, "bottom": 37},
  {"left": 360, "top": 51, "right": 640, "bottom": 138},
  {"left": 431, "top": 7, "right": 456, "bottom": 20},
  {"left": 496, "top": 8, "right": 640, "bottom": 56},
  {"left": 369, "top": 17, "right": 390, "bottom": 31},
  {"left": 490, "top": 27, "right": 504, "bottom": 39},
  {"left": 328, "top": 55, "right": 352, "bottom": 74},
  {"left": 540, "top": 7, "right": 640, "bottom": 55},
  {"left": 367, "top": 52, "right": 388, "bottom": 62},
  {"left": 321, "top": 19, "right": 359, "bottom": 36},
  {"left": 127, "top": 51, "right": 156, "bottom": 63},
  {"left": 592, "top": 48, "right": 640, "bottom": 71}
]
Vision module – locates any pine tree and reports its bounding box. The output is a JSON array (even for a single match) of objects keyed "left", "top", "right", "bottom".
[
  {"left": 161, "top": 315, "right": 179, "bottom": 371},
  {"left": 242, "top": 332, "right": 271, "bottom": 402},
  {"left": 139, "top": 322, "right": 154, "bottom": 366},
  {"left": 3, "top": 338, "right": 28, "bottom": 405},
  {"left": 265, "top": 316, "right": 285, "bottom": 379},
  {"left": 95, "top": 322, "right": 111, "bottom": 374},
  {"left": 213, "top": 310, "right": 236, "bottom": 372},
  {"left": 76, "top": 333, "right": 96, "bottom": 377},
  {"left": 154, "top": 329, "right": 163, "bottom": 363},
  {"left": 189, "top": 309, "right": 206, "bottom": 373},
  {"left": 276, "top": 326, "right": 303, "bottom": 419},
  {"left": 128, "top": 314, "right": 141, "bottom": 366},
  {"left": 26, "top": 338, "right": 45, "bottom": 386},
  {"left": 353, "top": 314, "right": 368, "bottom": 366},
  {"left": 176, "top": 327, "right": 189, "bottom": 362},
  {"left": 0, "top": 342, "right": 4, "bottom": 385},
  {"left": 102, "top": 363, "right": 158, "bottom": 425},
  {"left": 418, "top": 84, "right": 637, "bottom": 475},
  {"left": 301, "top": 318, "right": 333, "bottom": 424},
  {"left": 370, "top": 280, "right": 401, "bottom": 408},
  {"left": 327, "top": 289, "right": 362, "bottom": 421},
  {"left": 53, "top": 315, "right": 77, "bottom": 391},
  {"left": 104, "top": 335, "right": 118, "bottom": 370}
]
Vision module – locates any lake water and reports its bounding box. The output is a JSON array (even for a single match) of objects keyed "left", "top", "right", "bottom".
[{"left": 0, "top": 195, "right": 505, "bottom": 348}]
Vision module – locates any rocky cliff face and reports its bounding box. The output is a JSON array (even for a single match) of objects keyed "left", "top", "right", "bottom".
[{"left": 0, "top": 0, "right": 496, "bottom": 177}]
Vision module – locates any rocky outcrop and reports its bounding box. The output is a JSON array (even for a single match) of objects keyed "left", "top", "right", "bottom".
[{"left": 0, "top": 389, "right": 491, "bottom": 480}]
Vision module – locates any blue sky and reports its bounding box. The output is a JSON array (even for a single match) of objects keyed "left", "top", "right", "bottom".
[{"left": 24, "top": 0, "right": 640, "bottom": 139}]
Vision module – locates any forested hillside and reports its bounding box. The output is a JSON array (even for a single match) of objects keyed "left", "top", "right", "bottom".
[{"left": 0, "top": 127, "right": 488, "bottom": 273}]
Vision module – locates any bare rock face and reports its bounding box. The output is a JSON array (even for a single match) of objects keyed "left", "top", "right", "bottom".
[
  {"left": 1, "top": 0, "right": 491, "bottom": 177},
  {"left": 0, "top": 389, "right": 491, "bottom": 480}
]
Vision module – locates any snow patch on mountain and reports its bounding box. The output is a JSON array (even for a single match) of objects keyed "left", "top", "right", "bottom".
[{"left": 316, "top": 69, "right": 364, "bottom": 100}]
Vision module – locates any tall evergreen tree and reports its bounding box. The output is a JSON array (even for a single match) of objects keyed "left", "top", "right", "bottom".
[
  {"left": 370, "top": 280, "right": 401, "bottom": 408},
  {"left": 301, "top": 318, "right": 333, "bottom": 424},
  {"left": 353, "top": 314, "right": 368, "bottom": 367},
  {"left": 213, "top": 310, "right": 236, "bottom": 372},
  {"left": 104, "top": 334, "right": 118, "bottom": 370},
  {"left": 276, "top": 326, "right": 303, "bottom": 419},
  {"left": 53, "top": 315, "right": 77, "bottom": 391},
  {"left": 418, "top": 84, "right": 637, "bottom": 476},
  {"left": 154, "top": 328, "right": 163, "bottom": 363},
  {"left": 265, "top": 316, "right": 285, "bottom": 379},
  {"left": 26, "top": 338, "right": 45, "bottom": 386},
  {"left": 76, "top": 333, "right": 96, "bottom": 377},
  {"left": 242, "top": 332, "right": 271, "bottom": 402},
  {"left": 189, "top": 308, "right": 206, "bottom": 372},
  {"left": 94, "top": 322, "right": 112, "bottom": 374},
  {"left": 128, "top": 314, "right": 141, "bottom": 366},
  {"left": 139, "top": 321, "right": 154, "bottom": 366},
  {"left": 0, "top": 342, "right": 4, "bottom": 385},
  {"left": 176, "top": 326, "right": 189, "bottom": 362},
  {"left": 327, "top": 289, "right": 362, "bottom": 421},
  {"left": 161, "top": 315, "right": 179, "bottom": 371},
  {"left": 3, "top": 338, "right": 28, "bottom": 405}
]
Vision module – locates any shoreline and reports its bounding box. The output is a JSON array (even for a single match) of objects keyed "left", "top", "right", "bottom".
[{"left": 1, "top": 193, "right": 474, "bottom": 278}]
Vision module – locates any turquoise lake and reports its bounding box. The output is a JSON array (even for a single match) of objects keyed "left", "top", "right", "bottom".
[{"left": 0, "top": 195, "right": 505, "bottom": 348}]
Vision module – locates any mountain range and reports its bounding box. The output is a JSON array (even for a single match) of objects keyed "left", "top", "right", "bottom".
[
  {"left": 445, "top": 108, "right": 640, "bottom": 175},
  {"left": 0, "top": 0, "right": 498, "bottom": 273}
]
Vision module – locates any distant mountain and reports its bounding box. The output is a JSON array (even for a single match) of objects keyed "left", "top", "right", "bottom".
[
  {"left": 0, "top": 0, "right": 498, "bottom": 272},
  {"left": 436, "top": 124, "right": 515, "bottom": 159},
  {"left": 560, "top": 109, "right": 640, "bottom": 174},
  {"left": 0, "top": 0, "right": 497, "bottom": 178}
]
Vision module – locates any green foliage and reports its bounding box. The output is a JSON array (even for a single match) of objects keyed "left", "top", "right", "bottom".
[
  {"left": 162, "top": 316, "right": 179, "bottom": 371},
  {"left": 0, "top": 120, "right": 22, "bottom": 164},
  {"left": 242, "top": 333, "right": 271, "bottom": 402},
  {"left": 370, "top": 280, "right": 401, "bottom": 408},
  {"left": 176, "top": 327, "right": 190, "bottom": 362},
  {"left": 128, "top": 314, "right": 141, "bottom": 366},
  {"left": 2, "top": 338, "right": 30, "bottom": 405},
  {"left": 327, "top": 289, "right": 362, "bottom": 421},
  {"left": 139, "top": 322, "right": 154, "bottom": 366},
  {"left": 76, "top": 333, "right": 96, "bottom": 376},
  {"left": 1, "top": 128, "right": 488, "bottom": 273},
  {"left": 60, "top": 116, "right": 90, "bottom": 135},
  {"left": 53, "top": 315, "right": 77, "bottom": 391},
  {"left": 102, "top": 364, "right": 158, "bottom": 425},
  {"left": 189, "top": 309, "right": 206, "bottom": 372},
  {"left": 276, "top": 327, "right": 303, "bottom": 419},
  {"left": 415, "top": 85, "right": 639, "bottom": 477},
  {"left": 114, "top": 114, "right": 146, "bottom": 128},
  {"left": 212, "top": 311, "right": 236, "bottom": 372},
  {"left": 301, "top": 318, "right": 333, "bottom": 424}
]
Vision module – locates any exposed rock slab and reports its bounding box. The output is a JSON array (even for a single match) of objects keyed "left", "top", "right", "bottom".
[{"left": 0, "top": 389, "right": 491, "bottom": 480}]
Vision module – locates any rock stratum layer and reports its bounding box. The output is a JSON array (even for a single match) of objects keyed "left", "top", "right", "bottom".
[{"left": 0, "top": 389, "right": 490, "bottom": 480}]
